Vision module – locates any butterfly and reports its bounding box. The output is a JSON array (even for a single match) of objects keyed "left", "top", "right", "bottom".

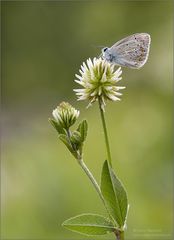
[{"left": 101, "top": 33, "right": 151, "bottom": 69}]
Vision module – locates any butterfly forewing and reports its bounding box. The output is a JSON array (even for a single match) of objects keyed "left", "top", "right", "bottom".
[{"left": 110, "top": 33, "right": 151, "bottom": 69}]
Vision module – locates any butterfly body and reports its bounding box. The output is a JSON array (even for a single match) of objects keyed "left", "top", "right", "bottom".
[{"left": 101, "top": 33, "right": 151, "bottom": 69}]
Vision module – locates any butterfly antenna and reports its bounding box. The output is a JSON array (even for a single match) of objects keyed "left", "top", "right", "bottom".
[
  {"left": 91, "top": 44, "right": 106, "bottom": 49},
  {"left": 90, "top": 45, "right": 105, "bottom": 59}
]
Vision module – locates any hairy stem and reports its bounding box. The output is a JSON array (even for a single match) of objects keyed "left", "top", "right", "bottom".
[{"left": 98, "top": 98, "right": 112, "bottom": 167}]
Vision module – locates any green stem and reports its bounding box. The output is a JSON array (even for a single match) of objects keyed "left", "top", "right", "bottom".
[
  {"left": 66, "top": 129, "right": 77, "bottom": 152},
  {"left": 77, "top": 158, "right": 105, "bottom": 204},
  {"left": 77, "top": 157, "right": 115, "bottom": 223},
  {"left": 120, "top": 231, "right": 124, "bottom": 240},
  {"left": 115, "top": 230, "right": 124, "bottom": 240},
  {"left": 66, "top": 129, "right": 103, "bottom": 202},
  {"left": 98, "top": 98, "right": 112, "bottom": 167},
  {"left": 66, "top": 129, "right": 71, "bottom": 140},
  {"left": 66, "top": 129, "right": 115, "bottom": 223}
]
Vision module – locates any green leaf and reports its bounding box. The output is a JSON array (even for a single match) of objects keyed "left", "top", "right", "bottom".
[
  {"left": 58, "top": 134, "right": 77, "bottom": 158},
  {"left": 62, "top": 213, "right": 116, "bottom": 236},
  {"left": 70, "top": 131, "right": 82, "bottom": 144},
  {"left": 49, "top": 118, "right": 66, "bottom": 134},
  {"left": 77, "top": 120, "right": 88, "bottom": 142},
  {"left": 101, "top": 160, "right": 128, "bottom": 228}
]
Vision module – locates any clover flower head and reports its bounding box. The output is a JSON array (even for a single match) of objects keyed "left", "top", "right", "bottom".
[
  {"left": 74, "top": 58, "right": 125, "bottom": 110},
  {"left": 52, "top": 102, "right": 80, "bottom": 129}
]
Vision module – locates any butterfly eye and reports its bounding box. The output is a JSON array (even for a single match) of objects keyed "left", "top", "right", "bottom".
[{"left": 103, "top": 47, "right": 108, "bottom": 52}]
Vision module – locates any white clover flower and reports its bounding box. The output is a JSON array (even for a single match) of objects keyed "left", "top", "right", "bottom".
[
  {"left": 74, "top": 58, "right": 125, "bottom": 110},
  {"left": 52, "top": 102, "right": 80, "bottom": 129}
]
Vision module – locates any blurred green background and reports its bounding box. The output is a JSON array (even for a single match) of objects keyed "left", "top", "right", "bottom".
[{"left": 1, "top": 1, "right": 173, "bottom": 239}]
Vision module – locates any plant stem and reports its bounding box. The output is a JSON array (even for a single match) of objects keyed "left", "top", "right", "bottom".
[
  {"left": 66, "top": 129, "right": 103, "bottom": 202},
  {"left": 120, "top": 231, "right": 124, "bottom": 240},
  {"left": 77, "top": 157, "right": 116, "bottom": 226},
  {"left": 98, "top": 98, "right": 112, "bottom": 167},
  {"left": 115, "top": 230, "right": 124, "bottom": 240},
  {"left": 77, "top": 158, "right": 105, "bottom": 204},
  {"left": 66, "top": 129, "right": 115, "bottom": 224},
  {"left": 66, "top": 129, "right": 71, "bottom": 139}
]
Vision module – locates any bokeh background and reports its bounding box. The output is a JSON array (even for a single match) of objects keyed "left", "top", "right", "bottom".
[{"left": 1, "top": 1, "right": 173, "bottom": 239}]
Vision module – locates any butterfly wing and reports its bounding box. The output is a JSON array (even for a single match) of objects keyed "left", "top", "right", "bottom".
[{"left": 110, "top": 33, "right": 151, "bottom": 69}]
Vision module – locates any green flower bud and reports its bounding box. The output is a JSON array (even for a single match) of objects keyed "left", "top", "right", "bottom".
[{"left": 70, "top": 131, "right": 81, "bottom": 145}]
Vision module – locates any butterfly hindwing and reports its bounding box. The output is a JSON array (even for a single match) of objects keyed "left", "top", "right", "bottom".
[{"left": 106, "top": 33, "right": 151, "bottom": 69}]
